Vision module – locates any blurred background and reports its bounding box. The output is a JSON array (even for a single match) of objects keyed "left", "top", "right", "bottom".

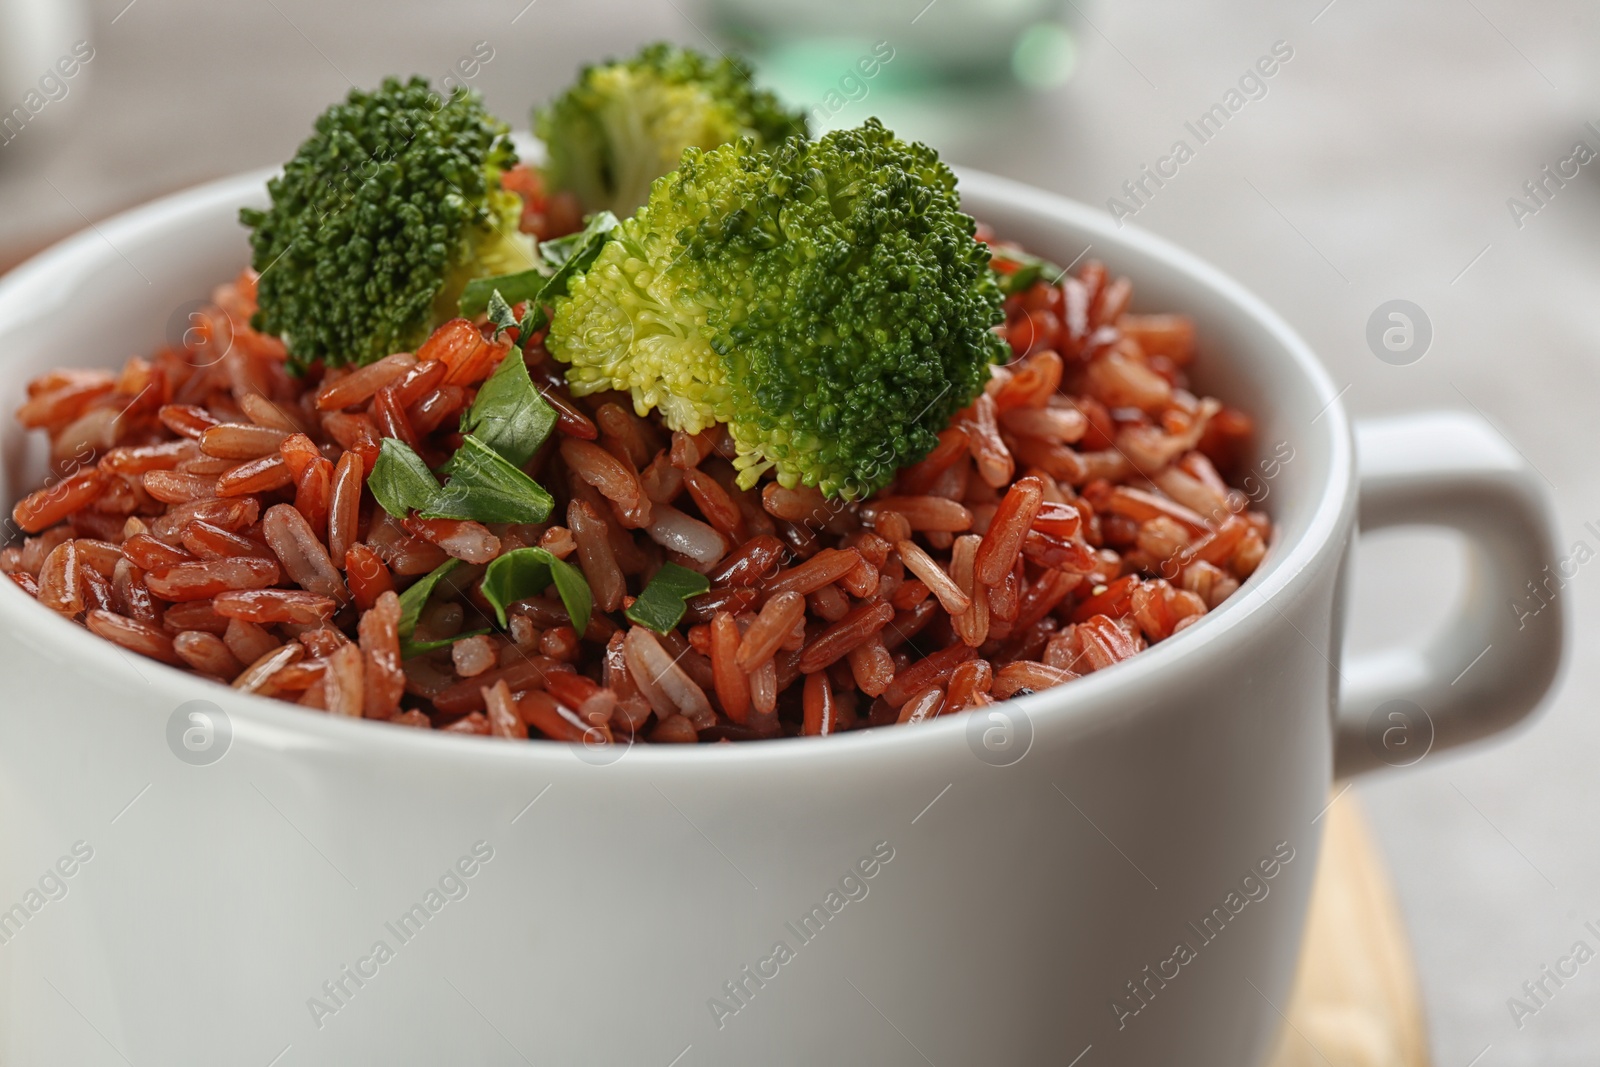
[{"left": 1, "top": 0, "right": 1596, "bottom": 1062}]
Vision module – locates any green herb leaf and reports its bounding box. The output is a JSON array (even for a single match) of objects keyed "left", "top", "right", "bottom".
[
  {"left": 537, "top": 210, "right": 621, "bottom": 270},
  {"left": 457, "top": 211, "right": 621, "bottom": 322},
  {"left": 458, "top": 267, "right": 547, "bottom": 319},
  {"left": 425, "top": 435, "right": 554, "bottom": 524},
  {"left": 480, "top": 547, "right": 592, "bottom": 634},
  {"left": 369, "top": 438, "right": 442, "bottom": 519},
  {"left": 397, "top": 558, "right": 458, "bottom": 645},
  {"left": 991, "top": 247, "right": 1067, "bottom": 296},
  {"left": 402, "top": 629, "right": 493, "bottom": 657},
  {"left": 517, "top": 301, "right": 544, "bottom": 340},
  {"left": 625, "top": 562, "right": 710, "bottom": 634},
  {"left": 395, "top": 558, "right": 490, "bottom": 657},
  {"left": 370, "top": 431, "right": 555, "bottom": 526},
  {"left": 457, "top": 345, "right": 556, "bottom": 467},
  {"left": 485, "top": 289, "right": 519, "bottom": 337},
  {"left": 531, "top": 212, "right": 621, "bottom": 331}
]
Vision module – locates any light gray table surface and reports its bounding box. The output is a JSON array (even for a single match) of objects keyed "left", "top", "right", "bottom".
[{"left": 1, "top": 1, "right": 1596, "bottom": 1062}]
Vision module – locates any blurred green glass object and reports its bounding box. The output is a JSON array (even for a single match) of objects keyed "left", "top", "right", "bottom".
[{"left": 706, "top": 0, "right": 1075, "bottom": 113}]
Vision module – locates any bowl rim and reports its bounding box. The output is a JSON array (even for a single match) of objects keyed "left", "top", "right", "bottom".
[{"left": 0, "top": 165, "right": 1353, "bottom": 770}]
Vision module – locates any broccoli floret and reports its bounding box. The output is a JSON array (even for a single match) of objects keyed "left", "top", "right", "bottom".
[
  {"left": 536, "top": 42, "right": 807, "bottom": 219},
  {"left": 242, "top": 77, "right": 536, "bottom": 372},
  {"left": 546, "top": 118, "right": 1006, "bottom": 499}
]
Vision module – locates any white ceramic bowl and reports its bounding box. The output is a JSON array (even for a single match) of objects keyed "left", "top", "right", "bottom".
[{"left": 0, "top": 169, "right": 1565, "bottom": 1066}]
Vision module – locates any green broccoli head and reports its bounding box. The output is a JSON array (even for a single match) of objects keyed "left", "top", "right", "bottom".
[
  {"left": 241, "top": 76, "right": 536, "bottom": 372},
  {"left": 535, "top": 42, "right": 807, "bottom": 220},
  {"left": 547, "top": 118, "right": 1007, "bottom": 499}
]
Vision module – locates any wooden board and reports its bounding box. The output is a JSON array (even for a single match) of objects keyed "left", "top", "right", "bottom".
[{"left": 1268, "top": 795, "right": 1431, "bottom": 1067}]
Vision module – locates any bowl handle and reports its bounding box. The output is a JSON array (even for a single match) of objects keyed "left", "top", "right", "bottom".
[{"left": 1333, "top": 411, "right": 1566, "bottom": 777}]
